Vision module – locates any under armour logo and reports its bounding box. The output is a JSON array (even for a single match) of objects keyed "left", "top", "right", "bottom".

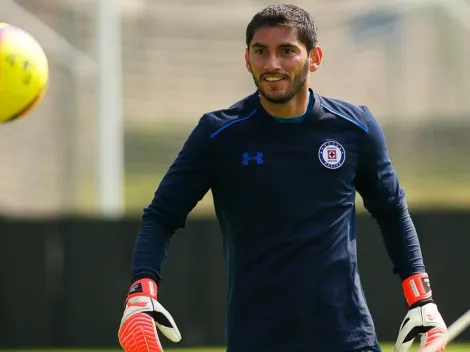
[{"left": 242, "top": 152, "right": 263, "bottom": 166}]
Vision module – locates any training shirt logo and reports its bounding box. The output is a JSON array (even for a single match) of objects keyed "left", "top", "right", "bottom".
[
  {"left": 318, "top": 141, "right": 346, "bottom": 169},
  {"left": 242, "top": 152, "right": 264, "bottom": 166}
]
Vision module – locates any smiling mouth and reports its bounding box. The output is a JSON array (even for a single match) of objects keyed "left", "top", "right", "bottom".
[{"left": 263, "top": 76, "right": 285, "bottom": 82}]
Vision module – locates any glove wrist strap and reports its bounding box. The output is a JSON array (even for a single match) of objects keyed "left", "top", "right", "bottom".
[
  {"left": 127, "top": 278, "right": 158, "bottom": 300},
  {"left": 402, "top": 272, "right": 432, "bottom": 307}
]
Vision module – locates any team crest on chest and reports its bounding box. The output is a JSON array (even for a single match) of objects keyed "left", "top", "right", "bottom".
[{"left": 318, "top": 141, "right": 346, "bottom": 169}]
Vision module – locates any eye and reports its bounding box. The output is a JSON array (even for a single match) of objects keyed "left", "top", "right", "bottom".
[
  {"left": 254, "top": 48, "right": 265, "bottom": 55},
  {"left": 282, "top": 48, "right": 294, "bottom": 54}
]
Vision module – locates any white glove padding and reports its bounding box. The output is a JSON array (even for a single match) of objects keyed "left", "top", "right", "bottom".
[
  {"left": 394, "top": 302, "right": 447, "bottom": 352},
  {"left": 118, "top": 279, "right": 181, "bottom": 352}
]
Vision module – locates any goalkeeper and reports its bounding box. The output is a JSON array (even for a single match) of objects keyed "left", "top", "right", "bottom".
[{"left": 118, "top": 4, "right": 448, "bottom": 352}]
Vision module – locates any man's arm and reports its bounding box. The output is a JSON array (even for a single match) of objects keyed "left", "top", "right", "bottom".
[
  {"left": 356, "top": 107, "right": 447, "bottom": 352},
  {"left": 355, "top": 106, "right": 424, "bottom": 280},
  {"left": 132, "top": 116, "right": 214, "bottom": 284},
  {"left": 118, "top": 117, "right": 214, "bottom": 352}
]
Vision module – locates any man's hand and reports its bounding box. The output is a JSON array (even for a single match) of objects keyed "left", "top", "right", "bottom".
[
  {"left": 394, "top": 273, "right": 447, "bottom": 352},
  {"left": 118, "top": 278, "right": 181, "bottom": 352}
]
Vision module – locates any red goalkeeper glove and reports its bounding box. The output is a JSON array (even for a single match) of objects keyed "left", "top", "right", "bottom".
[
  {"left": 394, "top": 273, "right": 447, "bottom": 352},
  {"left": 118, "top": 278, "right": 181, "bottom": 352}
]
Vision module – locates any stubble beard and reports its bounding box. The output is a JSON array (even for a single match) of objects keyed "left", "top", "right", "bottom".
[{"left": 252, "top": 62, "right": 310, "bottom": 104}]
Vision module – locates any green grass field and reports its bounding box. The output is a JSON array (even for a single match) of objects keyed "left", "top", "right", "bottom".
[
  {"left": 2, "top": 344, "right": 470, "bottom": 352},
  {"left": 73, "top": 121, "right": 470, "bottom": 216}
]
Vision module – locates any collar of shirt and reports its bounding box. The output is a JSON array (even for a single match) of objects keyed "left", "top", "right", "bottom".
[{"left": 249, "top": 88, "right": 323, "bottom": 124}]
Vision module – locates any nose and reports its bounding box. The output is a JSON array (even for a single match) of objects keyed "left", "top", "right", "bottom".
[{"left": 264, "top": 52, "right": 281, "bottom": 71}]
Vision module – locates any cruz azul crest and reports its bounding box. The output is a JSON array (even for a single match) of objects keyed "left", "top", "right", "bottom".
[{"left": 318, "top": 141, "right": 346, "bottom": 169}]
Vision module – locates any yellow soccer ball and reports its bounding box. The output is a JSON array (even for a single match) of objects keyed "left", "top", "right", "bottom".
[{"left": 0, "top": 23, "right": 49, "bottom": 124}]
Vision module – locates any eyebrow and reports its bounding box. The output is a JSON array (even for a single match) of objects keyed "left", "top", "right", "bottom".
[{"left": 250, "top": 42, "right": 297, "bottom": 48}]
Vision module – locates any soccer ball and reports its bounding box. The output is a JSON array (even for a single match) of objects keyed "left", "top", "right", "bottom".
[{"left": 0, "top": 23, "right": 49, "bottom": 124}]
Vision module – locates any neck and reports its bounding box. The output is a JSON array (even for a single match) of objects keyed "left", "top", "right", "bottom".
[{"left": 260, "top": 87, "right": 310, "bottom": 118}]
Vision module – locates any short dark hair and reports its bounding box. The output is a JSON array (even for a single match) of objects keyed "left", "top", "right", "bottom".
[{"left": 246, "top": 4, "right": 318, "bottom": 52}]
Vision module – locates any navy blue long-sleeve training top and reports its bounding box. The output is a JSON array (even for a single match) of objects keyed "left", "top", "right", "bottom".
[{"left": 132, "top": 89, "right": 425, "bottom": 352}]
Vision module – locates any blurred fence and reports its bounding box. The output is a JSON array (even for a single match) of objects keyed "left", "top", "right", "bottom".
[
  {"left": 1, "top": 212, "right": 469, "bottom": 348},
  {"left": 0, "top": 0, "right": 469, "bottom": 217}
]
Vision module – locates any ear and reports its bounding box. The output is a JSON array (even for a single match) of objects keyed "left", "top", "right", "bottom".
[
  {"left": 309, "top": 46, "right": 323, "bottom": 72},
  {"left": 245, "top": 48, "right": 253, "bottom": 73}
]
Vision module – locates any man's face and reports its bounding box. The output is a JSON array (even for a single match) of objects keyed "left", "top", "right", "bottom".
[{"left": 245, "top": 26, "right": 319, "bottom": 104}]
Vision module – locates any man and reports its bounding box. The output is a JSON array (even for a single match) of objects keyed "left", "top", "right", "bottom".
[{"left": 118, "top": 4, "right": 447, "bottom": 352}]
